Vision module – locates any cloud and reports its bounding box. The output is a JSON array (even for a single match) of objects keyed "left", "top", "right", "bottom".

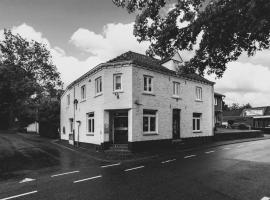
[
  {"left": 0, "top": 23, "right": 101, "bottom": 86},
  {"left": 70, "top": 22, "right": 150, "bottom": 61},
  {"left": 207, "top": 62, "right": 270, "bottom": 106},
  {"left": 1, "top": 23, "right": 270, "bottom": 107}
]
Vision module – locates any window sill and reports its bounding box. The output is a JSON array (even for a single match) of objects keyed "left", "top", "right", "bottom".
[
  {"left": 94, "top": 93, "right": 103, "bottom": 98},
  {"left": 86, "top": 134, "right": 94, "bottom": 136},
  {"left": 195, "top": 99, "right": 203, "bottom": 102},
  {"left": 193, "top": 131, "right": 202, "bottom": 133},
  {"left": 113, "top": 90, "right": 124, "bottom": 94},
  {"left": 172, "top": 96, "right": 182, "bottom": 100},
  {"left": 143, "top": 132, "right": 158, "bottom": 136},
  {"left": 142, "top": 92, "right": 155, "bottom": 96}
]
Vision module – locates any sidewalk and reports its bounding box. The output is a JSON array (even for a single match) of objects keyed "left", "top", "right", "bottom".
[{"left": 54, "top": 135, "right": 270, "bottom": 163}]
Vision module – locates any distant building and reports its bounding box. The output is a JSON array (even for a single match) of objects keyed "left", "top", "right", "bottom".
[
  {"left": 60, "top": 51, "right": 215, "bottom": 151},
  {"left": 26, "top": 121, "right": 39, "bottom": 134},
  {"left": 214, "top": 92, "right": 225, "bottom": 126},
  {"left": 223, "top": 106, "right": 270, "bottom": 129}
]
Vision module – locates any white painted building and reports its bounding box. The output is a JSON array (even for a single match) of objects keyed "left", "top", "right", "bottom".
[{"left": 60, "top": 51, "right": 215, "bottom": 151}]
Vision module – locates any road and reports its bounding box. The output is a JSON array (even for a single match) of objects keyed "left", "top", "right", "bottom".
[{"left": 0, "top": 133, "right": 270, "bottom": 200}]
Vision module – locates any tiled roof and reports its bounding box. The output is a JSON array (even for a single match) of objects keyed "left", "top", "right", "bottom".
[
  {"left": 65, "top": 51, "right": 214, "bottom": 93},
  {"left": 107, "top": 51, "right": 214, "bottom": 85}
]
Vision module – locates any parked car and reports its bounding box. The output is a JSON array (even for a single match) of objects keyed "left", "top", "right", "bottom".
[{"left": 231, "top": 123, "right": 250, "bottom": 130}]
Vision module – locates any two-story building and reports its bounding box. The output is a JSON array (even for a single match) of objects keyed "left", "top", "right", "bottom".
[
  {"left": 214, "top": 92, "right": 225, "bottom": 126},
  {"left": 60, "top": 51, "right": 215, "bottom": 151}
]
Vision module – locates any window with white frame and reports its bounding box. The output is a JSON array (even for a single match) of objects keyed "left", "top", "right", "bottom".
[
  {"left": 143, "top": 109, "right": 157, "bottom": 133},
  {"left": 87, "top": 112, "right": 94, "bottom": 133},
  {"left": 143, "top": 75, "right": 153, "bottom": 93},
  {"left": 196, "top": 87, "right": 202, "bottom": 100},
  {"left": 67, "top": 94, "right": 70, "bottom": 105},
  {"left": 215, "top": 97, "right": 218, "bottom": 105},
  {"left": 81, "top": 85, "right": 86, "bottom": 100},
  {"left": 173, "top": 82, "right": 180, "bottom": 96},
  {"left": 95, "top": 77, "right": 102, "bottom": 94},
  {"left": 193, "top": 113, "right": 201, "bottom": 132},
  {"left": 113, "top": 74, "right": 122, "bottom": 91}
]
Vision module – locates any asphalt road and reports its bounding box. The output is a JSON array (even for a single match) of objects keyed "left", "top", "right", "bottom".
[{"left": 1, "top": 134, "right": 270, "bottom": 200}]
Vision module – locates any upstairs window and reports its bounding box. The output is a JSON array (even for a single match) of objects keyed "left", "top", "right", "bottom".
[
  {"left": 193, "top": 113, "right": 201, "bottom": 132},
  {"left": 95, "top": 77, "right": 102, "bottom": 94},
  {"left": 143, "top": 75, "right": 153, "bottom": 93},
  {"left": 143, "top": 109, "right": 157, "bottom": 133},
  {"left": 196, "top": 87, "right": 202, "bottom": 100},
  {"left": 87, "top": 112, "right": 95, "bottom": 133},
  {"left": 113, "top": 74, "right": 122, "bottom": 91},
  {"left": 173, "top": 82, "right": 180, "bottom": 96},
  {"left": 67, "top": 94, "right": 70, "bottom": 105},
  {"left": 81, "top": 85, "right": 86, "bottom": 100},
  {"left": 215, "top": 97, "right": 218, "bottom": 105}
]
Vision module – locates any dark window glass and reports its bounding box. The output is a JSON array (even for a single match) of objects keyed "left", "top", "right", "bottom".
[
  {"left": 197, "top": 119, "right": 200, "bottom": 130},
  {"left": 143, "top": 109, "right": 156, "bottom": 115},
  {"left": 143, "top": 117, "right": 148, "bottom": 132},
  {"left": 144, "top": 77, "right": 147, "bottom": 91},
  {"left": 88, "top": 119, "right": 92, "bottom": 132},
  {"left": 150, "top": 117, "right": 156, "bottom": 132},
  {"left": 193, "top": 119, "right": 196, "bottom": 130}
]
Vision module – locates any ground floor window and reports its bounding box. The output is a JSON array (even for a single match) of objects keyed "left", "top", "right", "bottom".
[
  {"left": 143, "top": 109, "right": 157, "bottom": 133},
  {"left": 87, "top": 112, "right": 95, "bottom": 133},
  {"left": 193, "top": 113, "right": 201, "bottom": 132}
]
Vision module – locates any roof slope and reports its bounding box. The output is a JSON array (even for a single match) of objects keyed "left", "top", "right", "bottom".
[
  {"left": 108, "top": 51, "right": 214, "bottom": 85},
  {"left": 65, "top": 51, "right": 214, "bottom": 92}
]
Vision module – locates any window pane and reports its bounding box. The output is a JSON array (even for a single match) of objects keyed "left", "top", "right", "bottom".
[
  {"left": 143, "top": 117, "right": 149, "bottom": 132},
  {"left": 88, "top": 119, "right": 91, "bottom": 132},
  {"left": 92, "top": 119, "right": 94, "bottom": 132},
  {"left": 150, "top": 117, "right": 156, "bottom": 132},
  {"left": 197, "top": 119, "right": 200, "bottom": 130},
  {"left": 115, "top": 75, "right": 121, "bottom": 90},
  {"left": 193, "top": 119, "right": 196, "bottom": 130},
  {"left": 144, "top": 77, "right": 147, "bottom": 91},
  {"left": 148, "top": 78, "right": 152, "bottom": 91}
]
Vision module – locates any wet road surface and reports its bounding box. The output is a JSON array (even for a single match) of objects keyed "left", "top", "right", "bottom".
[{"left": 1, "top": 133, "right": 270, "bottom": 199}]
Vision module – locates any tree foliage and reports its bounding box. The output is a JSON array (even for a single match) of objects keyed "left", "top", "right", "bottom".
[
  {"left": 113, "top": 0, "right": 270, "bottom": 77},
  {"left": 0, "top": 30, "right": 63, "bottom": 130}
]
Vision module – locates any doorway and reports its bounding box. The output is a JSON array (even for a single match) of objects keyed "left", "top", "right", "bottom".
[
  {"left": 113, "top": 111, "right": 128, "bottom": 144},
  {"left": 172, "top": 109, "right": 181, "bottom": 139}
]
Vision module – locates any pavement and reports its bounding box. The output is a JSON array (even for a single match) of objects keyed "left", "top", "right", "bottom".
[{"left": 1, "top": 133, "right": 270, "bottom": 199}]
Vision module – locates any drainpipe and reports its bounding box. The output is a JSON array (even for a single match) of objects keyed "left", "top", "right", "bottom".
[
  {"left": 73, "top": 86, "right": 76, "bottom": 146},
  {"left": 76, "top": 121, "right": 81, "bottom": 147}
]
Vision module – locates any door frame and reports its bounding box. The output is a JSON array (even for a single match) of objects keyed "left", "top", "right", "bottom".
[{"left": 112, "top": 110, "right": 129, "bottom": 144}]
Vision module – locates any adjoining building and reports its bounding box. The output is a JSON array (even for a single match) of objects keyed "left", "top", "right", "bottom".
[
  {"left": 60, "top": 51, "right": 215, "bottom": 151},
  {"left": 214, "top": 92, "right": 225, "bottom": 126}
]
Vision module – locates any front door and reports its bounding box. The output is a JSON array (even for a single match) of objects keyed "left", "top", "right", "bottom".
[
  {"left": 172, "top": 109, "right": 181, "bottom": 139},
  {"left": 113, "top": 111, "right": 128, "bottom": 144}
]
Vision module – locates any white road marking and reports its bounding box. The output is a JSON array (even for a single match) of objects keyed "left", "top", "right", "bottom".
[
  {"left": 19, "top": 178, "right": 35, "bottom": 183},
  {"left": 205, "top": 150, "right": 215, "bottom": 154},
  {"left": 161, "top": 159, "right": 176, "bottom": 164},
  {"left": 51, "top": 170, "right": 80, "bottom": 177},
  {"left": 223, "top": 147, "right": 231, "bottom": 150},
  {"left": 184, "top": 155, "right": 196, "bottom": 159},
  {"left": 124, "top": 166, "right": 144, "bottom": 172},
  {"left": 101, "top": 163, "right": 121, "bottom": 168},
  {"left": 73, "top": 175, "right": 102, "bottom": 183},
  {"left": 261, "top": 197, "right": 270, "bottom": 200},
  {"left": 0, "top": 190, "right": 38, "bottom": 200},
  {"left": 237, "top": 145, "right": 244, "bottom": 148}
]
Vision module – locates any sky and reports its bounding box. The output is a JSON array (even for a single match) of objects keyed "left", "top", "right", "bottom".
[{"left": 0, "top": 0, "right": 269, "bottom": 107}]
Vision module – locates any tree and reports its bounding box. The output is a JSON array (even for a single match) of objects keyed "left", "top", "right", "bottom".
[
  {"left": 113, "top": 0, "right": 270, "bottom": 77},
  {"left": 0, "top": 30, "right": 62, "bottom": 94},
  {"left": 0, "top": 30, "right": 63, "bottom": 130}
]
